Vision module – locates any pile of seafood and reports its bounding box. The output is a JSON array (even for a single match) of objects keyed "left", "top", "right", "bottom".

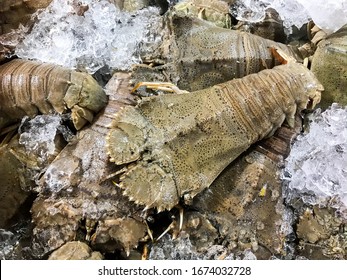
[{"left": 0, "top": 0, "right": 346, "bottom": 260}]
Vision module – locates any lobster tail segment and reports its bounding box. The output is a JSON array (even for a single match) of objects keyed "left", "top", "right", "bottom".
[
  {"left": 119, "top": 160, "right": 179, "bottom": 212},
  {"left": 106, "top": 105, "right": 180, "bottom": 211},
  {"left": 106, "top": 106, "right": 149, "bottom": 165}
]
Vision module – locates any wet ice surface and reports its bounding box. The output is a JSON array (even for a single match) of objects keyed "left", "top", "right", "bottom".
[
  {"left": 15, "top": 0, "right": 161, "bottom": 73},
  {"left": 0, "top": 221, "right": 32, "bottom": 260},
  {"left": 0, "top": 229, "right": 17, "bottom": 259},
  {"left": 19, "top": 115, "right": 63, "bottom": 167},
  {"left": 149, "top": 233, "right": 200, "bottom": 260},
  {"left": 283, "top": 104, "right": 347, "bottom": 217},
  {"left": 149, "top": 233, "right": 258, "bottom": 260},
  {"left": 231, "top": 0, "right": 347, "bottom": 34}
]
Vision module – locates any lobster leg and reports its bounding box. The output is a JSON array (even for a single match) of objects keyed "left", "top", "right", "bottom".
[{"left": 131, "top": 82, "right": 190, "bottom": 95}]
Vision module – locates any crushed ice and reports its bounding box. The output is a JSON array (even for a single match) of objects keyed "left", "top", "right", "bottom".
[
  {"left": 14, "top": 0, "right": 347, "bottom": 72},
  {"left": 15, "top": 0, "right": 161, "bottom": 73},
  {"left": 18, "top": 115, "right": 63, "bottom": 167},
  {"left": 149, "top": 233, "right": 258, "bottom": 260},
  {"left": 283, "top": 104, "right": 347, "bottom": 216},
  {"left": 231, "top": 0, "right": 347, "bottom": 34},
  {"left": 149, "top": 233, "right": 200, "bottom": 260},
  {"left": 0, "top": 229, "right": 16, "bottom": 260}
]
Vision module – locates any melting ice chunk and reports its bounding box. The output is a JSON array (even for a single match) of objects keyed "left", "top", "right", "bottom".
[
  {"left": 283, "top": 104, "right": 347, "bottom": 216},
  {"left": 15, "top": 0, "right": 161, "bottom": 73},
  {"left": 19, "top": 115, "right": 63, "bottom": 166},
  {"left": 231, "top": 0, "right": 271, "bottom": 23},
  {"left": 231, "top": 0, "right": 310, "bottom": 32},
  {"left": 296, "top": 0, "right": 347, "bottom": 34},
  {"left": 231, "top": 0, "right": 347, "bottom": 34}
]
